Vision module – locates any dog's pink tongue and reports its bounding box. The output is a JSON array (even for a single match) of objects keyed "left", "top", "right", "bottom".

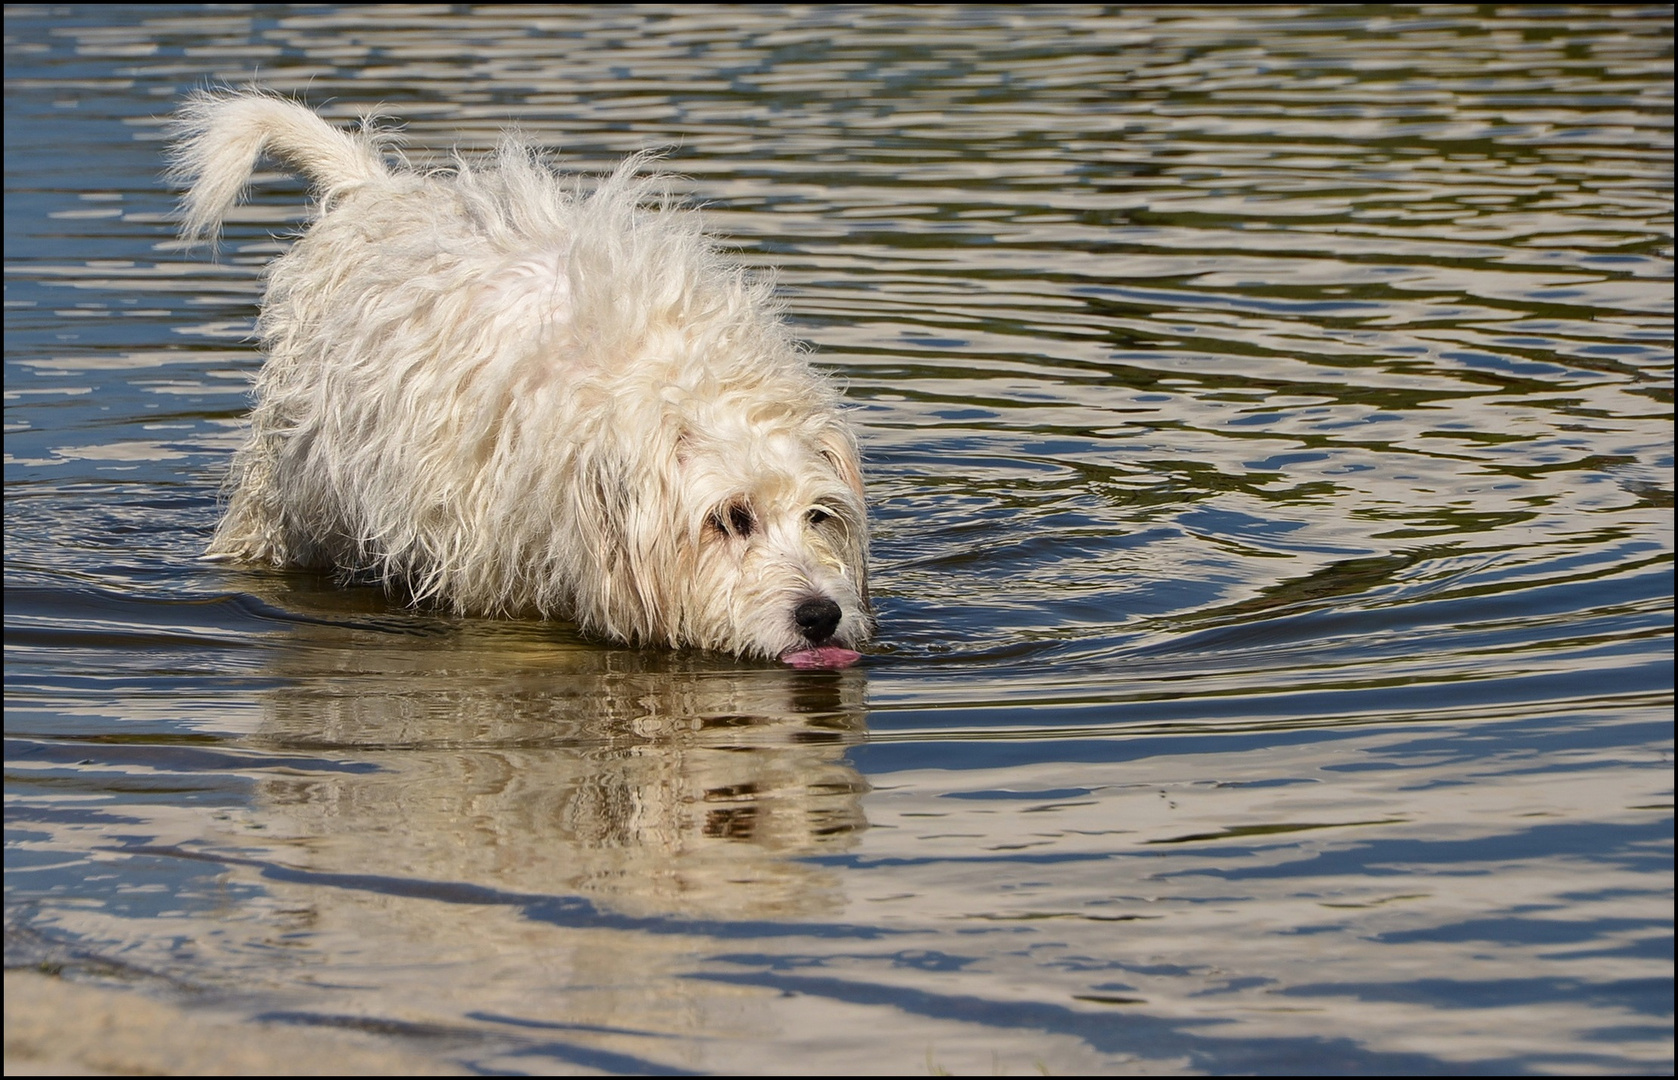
[{"left": 781, "top": 645, "right": 862, "bottom": 669}]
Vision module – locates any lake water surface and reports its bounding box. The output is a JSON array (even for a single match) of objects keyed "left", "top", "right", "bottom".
[{"left": 4, "top": 5, "right": 1673, "bottom": 1074}]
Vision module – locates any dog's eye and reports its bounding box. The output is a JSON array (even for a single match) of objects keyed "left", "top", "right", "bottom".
[
  {"left": 711, "top": 502, "right": 754, "bottom": 538},
  {"left": 806, "top": 508, "right": 832, "bottom": 527}
]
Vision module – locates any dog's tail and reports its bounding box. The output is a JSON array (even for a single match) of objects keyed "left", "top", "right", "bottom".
[{"left": 167, "top": 89, "right": 390, "bottom": 244}]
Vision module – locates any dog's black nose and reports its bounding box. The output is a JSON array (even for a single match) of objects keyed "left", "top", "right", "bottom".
[{"left": 794, "top": 597, "right": 842, "bottom": 644}]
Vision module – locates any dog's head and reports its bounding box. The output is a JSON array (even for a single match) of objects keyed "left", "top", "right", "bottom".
[{"left": 562, "top": 398, "right": 871, "bottom": 665}]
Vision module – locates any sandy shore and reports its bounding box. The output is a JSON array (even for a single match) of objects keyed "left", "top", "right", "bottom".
[{"left": 3, "top": 970, "right": 466, "bottom": 1076}]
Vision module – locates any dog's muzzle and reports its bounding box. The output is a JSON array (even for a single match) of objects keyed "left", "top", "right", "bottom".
[
  {"left": 782, "top": 596, "right": 860, "bottom": 668},
  {"left": 794, "top": 597, "right": 843, "bottom": 644}
]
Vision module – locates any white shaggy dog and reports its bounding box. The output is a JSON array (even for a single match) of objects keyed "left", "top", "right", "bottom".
[{"left": 169, "top": 91, "right": 870, "bottom": 666}]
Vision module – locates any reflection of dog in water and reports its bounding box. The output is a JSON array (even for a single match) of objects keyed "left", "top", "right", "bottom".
[
  {"left": 169, "top": 90, "right": 871, "bottom": 666},
  {"left": 253, "top": 620, "right": 870, "bottom": 920}
]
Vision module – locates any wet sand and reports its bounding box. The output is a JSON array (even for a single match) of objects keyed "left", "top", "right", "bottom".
[{"left": 3, "top": 970, "right": 466, "bottom": 1076}]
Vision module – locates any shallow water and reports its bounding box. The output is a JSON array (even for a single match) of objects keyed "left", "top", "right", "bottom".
[{"left": 4, "top": 5, "right": 1673, "bottom": 1075}]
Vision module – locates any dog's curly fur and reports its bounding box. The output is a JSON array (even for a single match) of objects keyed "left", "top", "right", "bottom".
[{"left": 169, "top": 91, "right": 871, "bottom": 662}]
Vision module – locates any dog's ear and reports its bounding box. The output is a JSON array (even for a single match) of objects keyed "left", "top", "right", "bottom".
[
  {"left": 563, "top": 446, "right": 655, "bottom": 637},
  {"left": 817, "top": 426, "right": 872, "bottom": 609},
  {"left": 818, "top": 427, "right": 866, "bottom": 502}
]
